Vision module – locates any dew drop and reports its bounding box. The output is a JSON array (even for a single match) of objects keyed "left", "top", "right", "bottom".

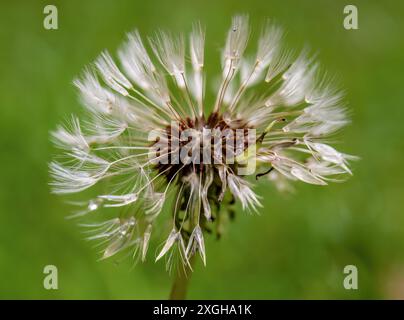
[{"left": 88, "top": 200, "right": 98, "bottom": 211}]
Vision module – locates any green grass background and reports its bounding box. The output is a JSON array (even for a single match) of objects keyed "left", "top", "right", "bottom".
[{"left": 0, "top": 0, "right": 403, "bottom": 299}]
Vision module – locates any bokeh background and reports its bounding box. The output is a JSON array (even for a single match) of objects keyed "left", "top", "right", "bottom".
[{"left": 1, "top": 0, "right": 403, "bottom": 299}]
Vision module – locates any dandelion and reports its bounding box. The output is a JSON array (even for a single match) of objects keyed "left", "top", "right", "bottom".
[{"left": 50, "top": 15, "right": 357, "bottom": 299}]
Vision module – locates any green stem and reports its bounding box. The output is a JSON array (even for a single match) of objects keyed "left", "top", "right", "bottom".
[{"left": 169, "top": 256, "right": 196, "bottom": 300}]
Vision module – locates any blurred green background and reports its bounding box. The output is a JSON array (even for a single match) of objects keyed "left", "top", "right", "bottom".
[{"left": 1, "top": 0, "right": 403, "bottom": 299}]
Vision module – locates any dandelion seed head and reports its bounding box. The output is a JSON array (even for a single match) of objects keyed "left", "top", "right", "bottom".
[{"left": 50, "top": 15, "right": 356, "bottom": 270}]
